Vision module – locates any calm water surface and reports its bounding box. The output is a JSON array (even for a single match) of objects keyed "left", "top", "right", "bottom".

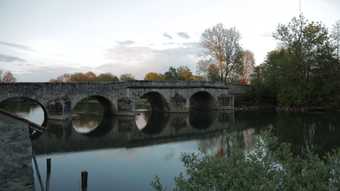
[{"left": 1, "top": 100, "right": 340, "bottom": 191}]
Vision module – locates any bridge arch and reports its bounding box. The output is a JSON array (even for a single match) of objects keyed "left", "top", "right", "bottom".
[
  {"left": 189, "top": 110, "right": 217, "bottom": 129},
  {"left": 140, "top": 91, "right": 169, "bottom": 112},
  {"left": 72, "top": 95, "right": 115, "bottom": 116},
  {"left": 135, "top": 112, "right": 169, "bottom": 134},
  {"left": 189, "top": 91, "right": 216, "bottom": 111},
  {"left": 0, "top": 97, "right": 48, "bottom": 126}
]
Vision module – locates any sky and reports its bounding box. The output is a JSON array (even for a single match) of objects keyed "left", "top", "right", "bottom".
[{"left": 0, "top": 0, "right": 339, "bottom": 82}]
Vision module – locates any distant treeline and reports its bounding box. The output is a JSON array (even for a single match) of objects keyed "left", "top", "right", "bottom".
[
  {"left": 49, "top": 66, "right": 205, "bottom": 82},
  {"left": 49, "top": 72, "right": 135, "bottom": 82},
  {"left": 144, "top": 66, "right": 203, "bottom": 81}
]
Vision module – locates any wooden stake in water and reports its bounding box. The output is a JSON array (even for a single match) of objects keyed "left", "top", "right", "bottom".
[
  {"left": 81, "top": 171, "right": 88, "bottom": 191},
  {"left": 46, "top": 158, "right": 51, "bottom": 191}
]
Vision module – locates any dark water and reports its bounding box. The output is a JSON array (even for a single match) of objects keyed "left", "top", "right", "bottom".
[{"left": 1, "top": 100, "right": 340, "bottom": 191}]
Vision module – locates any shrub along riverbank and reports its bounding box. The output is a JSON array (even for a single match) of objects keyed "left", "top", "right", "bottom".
[{"left": 152, "top": 132, "right": 340, "bottom": 191}]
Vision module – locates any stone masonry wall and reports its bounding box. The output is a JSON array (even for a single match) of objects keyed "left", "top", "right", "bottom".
[{"left": 0, "top": 113, "right": 33, "bottom": 191}]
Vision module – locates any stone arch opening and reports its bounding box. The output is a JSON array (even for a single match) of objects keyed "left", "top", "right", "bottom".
[
  {"left": 135, "top": 112, "right": 169, "bottom": 134},
  {"left": 73, "top": 95, "right": 114, "bottom": 116},
  {"left": 72, "top": 95, "right": 114, "bottom": 133},
  {"left": 73, "top": 114, "right": 114, "bottom": 136},
  {"left": 189, "top": 111, "right": 217, "bottom": 129},
  {"left": 139, "top": 92, "right": 169, "bottom": 112},
  {"left": 189, "top": 91, "right": 216, "bottom": 111},
  {"left": 0, "top": 97, "right": 48, "bottom": 126}
]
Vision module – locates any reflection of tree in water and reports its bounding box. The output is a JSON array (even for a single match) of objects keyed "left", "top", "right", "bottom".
[
  {"left": 198, "top": 130, "right": 247, "bottom": 156},
  {"left": 272, "top": 112, "right": 340, "bottom": 156},
  {"left": 229, "top": 111, "right": 340, "bottom": 157}
]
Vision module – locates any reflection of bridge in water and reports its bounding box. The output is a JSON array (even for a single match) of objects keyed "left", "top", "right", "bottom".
[{"left": 33, "top": 111, "right": 237, "bottom": 155}]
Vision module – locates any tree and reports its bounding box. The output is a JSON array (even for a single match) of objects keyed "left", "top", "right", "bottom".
[
  {"left": 144, "top": 72, "right": 163, "bottom": 80},
  {"left": 332, "top": 20, "right": 340, "bottom": 59},
  {"left": 177, "top": 66, "right": 193, "bottom": 80},
  {"left": 1, "top": 71, "right": 16, "bottom": 82},
  {"left": 257, "top": 15, "right": 340, "bottom": 107},
  {"left": 50, "top": 72, "right": 119, "bottom": 82},
  {"left": 120, "top": 73, "right": 135, "bottom": 81},
  {"left": 201, "top": 23, "right": 243, "bottom": 83},
  {"left": 240, "top": 50, "right": 255, "bottom": 85},
  {"left": 70, "top": 72, "right": 88, "bottom": 82},
  {"left": 96, "top": 73, "right": 119, "bottom": 82},
  {"left": 207, "top": 64, "right": 220, "bottom": 82},
  {"left": 163, "top": 67, "right": 179, "bottom": 80},
  {"left": 196, "top": 59, "right": 212, "bottom": 79},
  {"left": 85, "top": 71, "right": 96, "bottom": 81}
]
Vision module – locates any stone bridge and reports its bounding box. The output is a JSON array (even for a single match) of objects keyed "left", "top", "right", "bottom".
[{"left": 0, "top": 81, "right": 237, "bottom": 122}]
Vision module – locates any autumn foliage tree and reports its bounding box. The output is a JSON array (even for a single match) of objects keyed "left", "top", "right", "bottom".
[
  {"left": 50, "top": 71, "right": 119, "bottom": 82},
  {"left": 240, "top": 50, "right": 255, "bottom": 85},
  {"left": 201, "top": 23, "right": 243, "bottom": 83},
  {"left": 96, "top": 73, "right": 119, "bottom": 82},
  {"left": 119, "top": 73, "right": 136, "bottom": 81},
  {"left": 144, "top": 72, "right": 163, "bottom": 80},
  {"left": 0, "top": 70, "right": 16, "bottom": 83},
  {"left": 177, "top": 66, "right": 194, "bottom": 80}
]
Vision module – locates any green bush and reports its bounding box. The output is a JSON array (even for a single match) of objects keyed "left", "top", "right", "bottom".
[{"left": 152, "top": 133, "right": 340, "bottom": 191}]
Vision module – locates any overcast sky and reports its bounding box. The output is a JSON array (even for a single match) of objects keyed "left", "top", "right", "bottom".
[{"left": 0, "top": 0, "right": 339, "bottom": 81}]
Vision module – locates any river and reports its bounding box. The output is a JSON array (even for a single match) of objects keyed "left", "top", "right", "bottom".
[{"left": 1, "top": 100, "right": 340, "bottom": 191}]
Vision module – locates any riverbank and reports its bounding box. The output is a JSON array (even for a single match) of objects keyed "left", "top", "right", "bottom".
[
  {"left": 234, "top": 105, "right": 339, "bottom": 112},
  {"left": 0, "top": 113, "right": 34, "bottom": 191}
]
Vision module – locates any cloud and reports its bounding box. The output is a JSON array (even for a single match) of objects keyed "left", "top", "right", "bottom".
[
  {"left": 163, "top": 33, "right": 173, "bottom": 39},
  {"left": 116, "top": 40, "right": 135, "bottom": 46},
  {"left": 177, "top": 32, "right": 190, "bottom": 39},
  {"left": 3, "top": 42, "right": 203, "bottom": 81},
  {"left": 0, "top": 41, "right": 34, "bottom": 52},
  {"left": 0, "top": 54, "right": 26, "bottom": 62},
  {"left": 98, "top": 42, "right": 203, "bottom": 79},
  {"left": 259, "top": 32, "right": 273, "bottom": 38}
]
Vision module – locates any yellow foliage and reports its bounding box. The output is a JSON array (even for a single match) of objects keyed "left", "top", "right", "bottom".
[{"left": 144, "top": 72, "right": 163, "bottom": 80}]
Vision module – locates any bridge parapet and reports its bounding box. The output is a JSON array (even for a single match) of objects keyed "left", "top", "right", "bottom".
[{"left": 121, "top": 80, "right": 227, "bottom": 88}]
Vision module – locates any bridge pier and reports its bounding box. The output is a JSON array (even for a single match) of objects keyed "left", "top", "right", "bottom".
[
  {"left": 46, "top": 98, "right": 72, "bottom": 120},
  {"left": 168, "top": 93, "right": 189, "bottom": 112},
  {"left": 116, "top": 97, "right": 136, "bottom": 116}
]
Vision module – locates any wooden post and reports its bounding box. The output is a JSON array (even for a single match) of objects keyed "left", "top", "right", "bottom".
[
  {"left": 81, "top": 171, "right": 88, "bottom": 191},
  {"left": 47, "top": 158, "right": 51, "bottom": 174},
  {"left": 46, "top": 158, "right": 51, "bottom": 191}
]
